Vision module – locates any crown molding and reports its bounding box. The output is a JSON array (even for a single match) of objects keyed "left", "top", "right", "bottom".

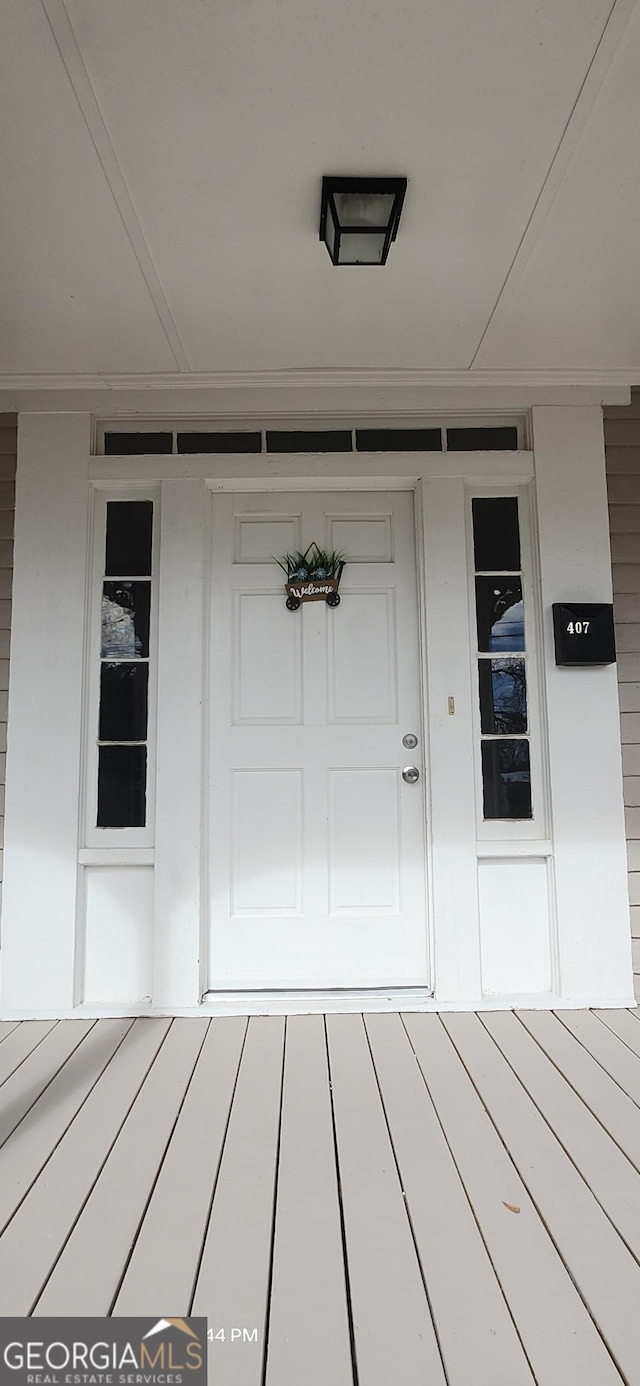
[
  {"left": 0, "top": 369, "right": 634, "bottom": 415},
  {"left": 0, "top": 368, "right": 638, "bottom": 391}
]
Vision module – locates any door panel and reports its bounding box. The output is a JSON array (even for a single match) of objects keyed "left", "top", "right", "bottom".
[
  {"left": 234, "top": 592, "right": 302, "bottom": 724},
  {"left": 208, "top": 490, "right": 429, "bottom": 990},
  {"left": 231, "top": 770, "right": 302, "bottom": 915},
  {"left": 328, "top": 590, "right": 397, "bottom": 722},
  {"left": 328, "top": 768, "right": 400, "bottom": 913}
]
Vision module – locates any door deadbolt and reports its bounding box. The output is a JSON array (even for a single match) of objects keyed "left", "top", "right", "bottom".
[
  {"left": 402, "top": 766, "right": 420, "bottom": 784},
  {"left": 402, "top": 733, "right": 418, "bottom": 749}
]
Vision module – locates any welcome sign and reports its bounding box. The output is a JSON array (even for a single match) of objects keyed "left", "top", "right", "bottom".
[{"left": 0, "top": 1319, "right": 207, "bottom": 1385}]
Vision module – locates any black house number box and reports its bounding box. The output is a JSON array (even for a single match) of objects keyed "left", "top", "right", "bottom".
[{"left": 552, "top": 602, "right": 616, "bottom": 666}]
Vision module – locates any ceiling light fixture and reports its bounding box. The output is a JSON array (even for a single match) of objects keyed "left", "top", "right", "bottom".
[{"left": 319, "top": 176, "right": 408, "bottom": 266}]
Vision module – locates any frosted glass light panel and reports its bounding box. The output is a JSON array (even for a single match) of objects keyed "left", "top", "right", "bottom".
[
  {"left": 96, "top": 500, "right": 153, "bottom": 829},
  {"left": 339, "top": 232, "right": 387, "bottom": 265},
  {"left": 472, "top": 495, "right": 532, "bottom": 820},
  {"left": 333, "top": 192, "right": 395, "bottom": 264}
]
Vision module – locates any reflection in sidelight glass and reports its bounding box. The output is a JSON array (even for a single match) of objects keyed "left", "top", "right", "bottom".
[
  {"left": 471, "top": 493, "right": 534, "bottom": 821},
  {"left": 481, "top": 740, "right": 532, "bottom": 819},
  {"left": 479, "top": 659, "right": 527, "bottom": 735},
  {"left": 475, "top": 578, "right": 524, "bottom": 652},
  {"left": 101, "top": 582, "right": 151, "bottom": 658},
  {"left": 97, "top": 500, "right": 153, "bottom": 828}
]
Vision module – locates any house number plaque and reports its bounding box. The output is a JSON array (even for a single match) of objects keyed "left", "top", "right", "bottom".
[{"left": 552, "top": 602, "right": 616, "bottom": 666}]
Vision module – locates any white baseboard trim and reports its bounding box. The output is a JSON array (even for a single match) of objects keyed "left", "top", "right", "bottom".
[{"left": 1, "top": 989, "right": 637, "bottom": 1020}]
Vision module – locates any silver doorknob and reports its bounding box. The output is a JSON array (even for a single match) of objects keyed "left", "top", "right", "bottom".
[{"left": 402, "top": 766, "right": 420, "bottom": 784}]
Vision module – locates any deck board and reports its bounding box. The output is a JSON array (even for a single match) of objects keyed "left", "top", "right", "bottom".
[
  {"left": 265, "top": 1015, "right": 353, "bottom": 1386},
  {"left": 0, "top": 1017, "right": 171, "bottom": 1314},
  {"left": 34, "top": 1018, "right": 209, "bottom": 1314},
  {"left": 516, "top": 1010, "right": 640, "bottom": 1169},
  {"left": 365, "top": 1012, "right": 534, "bottom": 1386},
  {"left": 0, "top": 1019, "right": 97, "bottom": 1157},
  {"left": 0, "top": 1019, "right": 130, "bottom": 1231},
  {"left": 406, "top": 1013, "right": 622, "bottom": 1386},
  {"left": 554, "top": 1008, "right": 640, "bottom": 1107},
  {"left": 485, "top": 1011, "right": 640, "bottom": 1261},
  {"left": 114, "top": 1017, "right": 247, "bottom": 1316},
  {"left": 0, "top": 1020, "right": 20, "bottom": 1045},
  {"left": 0, "top": 1019, "right": 58, "bottom": 1086},
  {"left": 327, "top": 1013, "right": 447, "bottom": 1386},
  {"left": 445, "top": 1011, "right": 640, "bottom": 1386},
  {"left": 191, "top": 1015, "right": 284, "bottom": 1386},
  {"left": 595, "top": 1006, "right": 640, "bottom": 1057},
  {"left": 0, "top": 1008, "right": 639, "bottom": 1385}
]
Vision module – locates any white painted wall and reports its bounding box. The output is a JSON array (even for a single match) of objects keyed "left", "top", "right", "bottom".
[
  {"left": 152, "top": 479, "right": 205, "bottom": 1007},
  {"left": 83, "top": 865, "right": 153, "bottom": 1003},
  {"left": 532, "top": 405, "right": 633, "bottom": 1002},
  {"left": 0, "top": 413, "right": 90, "bottom": 1010}
]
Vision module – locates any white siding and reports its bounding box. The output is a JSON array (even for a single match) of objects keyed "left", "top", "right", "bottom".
[
  {"left": 0, "top": 415, "right": 16, "bottom": 907},
  {"left": 605, "top": 394, "right": 640, "bottom": 1000}
]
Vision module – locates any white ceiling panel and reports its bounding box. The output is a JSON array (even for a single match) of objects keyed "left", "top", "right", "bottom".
[
  {"left": 58, "top": 0, "right": 613, "bottom": 373},
  {"left": 0, "top": 1, "right": 178, "bottom": 374},
  {"left": 478, "top": 2, "right": 640, "bottom": 370}
]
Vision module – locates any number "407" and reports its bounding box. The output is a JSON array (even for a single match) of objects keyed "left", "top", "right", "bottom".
[{"left": 567, "top": 620, "right": 590, "bottom": 635}]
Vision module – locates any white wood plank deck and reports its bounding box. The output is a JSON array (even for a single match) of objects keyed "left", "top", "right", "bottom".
[{"left": 2, "top": 1011, "right": 640, "bottom": 1384}]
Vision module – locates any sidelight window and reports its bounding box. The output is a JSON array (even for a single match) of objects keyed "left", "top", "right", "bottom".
[
  {"left": 95, "top": 501, "right": 153, "bottom": 829},
  {"left": 471, "top": 496, "right": 532, "bottom": 820}
]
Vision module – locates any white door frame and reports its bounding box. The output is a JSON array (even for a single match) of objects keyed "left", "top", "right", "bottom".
[{"left": 124, "top": 453, "right": 534, "bottom": 1016}]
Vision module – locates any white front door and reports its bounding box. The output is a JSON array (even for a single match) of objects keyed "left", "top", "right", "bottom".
[{"left": 207, "top": 490, "right": 429, "bottom": 990}]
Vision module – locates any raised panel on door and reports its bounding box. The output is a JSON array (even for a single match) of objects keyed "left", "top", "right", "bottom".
[
  {"left": 208, "top": 490, "right": 429, "bottom": 991},
  {"left": 233, "top": 591, "right": 302, "bottom": 725},
  {"left": 328, "top": 590, "right": 398, "bottom": 723},
  {"left": 328, "top": 768, "right": 401, "bottom": 914},
  {"left": 231, "top": 770, "right": 302, "bottom": 916}
]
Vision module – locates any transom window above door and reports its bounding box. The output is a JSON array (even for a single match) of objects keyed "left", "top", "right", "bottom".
[{"left": 96, "top": 420, "right": 526, "bottom": 455}]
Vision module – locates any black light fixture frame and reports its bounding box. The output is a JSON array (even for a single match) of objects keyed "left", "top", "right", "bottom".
[{"left": 319, "top": 176, "right": 408, "bottom": 266}]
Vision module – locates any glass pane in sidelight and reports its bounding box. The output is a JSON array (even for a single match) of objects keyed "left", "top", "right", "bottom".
[
  {"left": 97, "top": 744, "right": 147, "bottom": 828},
  {"left": 475, "top": 577, "right": 524, "bottom": 652},
  {"left": 479, "top": 659, "right": 527, "bottom": 734},
  {"left": 472, "top": 496, "right": 521, "bottom": 571},
  {"left": 99, "top": 663, "right": 149, "bottom": 742},
  {"left": 101, "top": 581, "right": 151, "bottom": 658},
  {"left": 105, "top": 501, "right": 153, "bottom": 576},
  {"left": 481, "top": 739, "right": 532, "bottom": 819}
]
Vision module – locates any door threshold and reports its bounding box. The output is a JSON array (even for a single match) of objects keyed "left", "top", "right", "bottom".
[{"left": 201, "top": 986, "right": 434, "bottom": 1016}]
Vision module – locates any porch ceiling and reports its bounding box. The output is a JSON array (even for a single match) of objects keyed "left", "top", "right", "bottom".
[{"left": 2, "top": 1, "right": 640, "bottom": 387}]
